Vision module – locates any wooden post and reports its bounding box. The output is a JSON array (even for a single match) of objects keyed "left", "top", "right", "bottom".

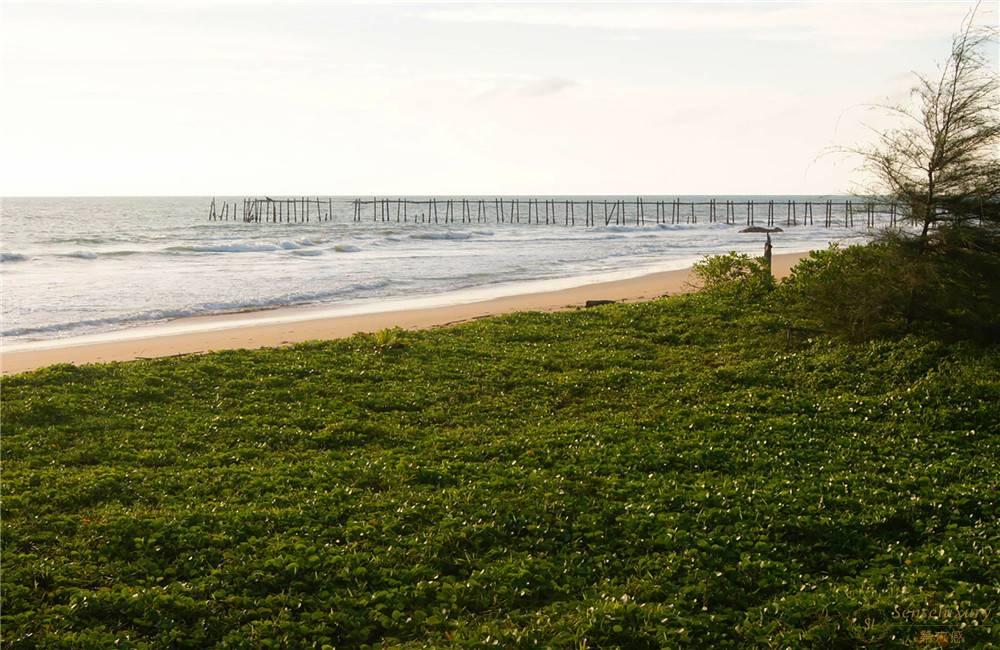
[{"left": 764, "top": 233, "right": 773, "bottom": 274}]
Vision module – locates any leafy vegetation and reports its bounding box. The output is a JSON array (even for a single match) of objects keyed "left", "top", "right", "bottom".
[
  {"left": 690, "top": 251, "right": 774, "bottom": 298},
  {"left": 849, "top": 8, "right": 999, "bottom": 238},
  {"left": 3, "top": 275, "right": 998, "bottom": 648},
  {"left": 779, "top": 233, "right": 1000, "bottom": 342}
]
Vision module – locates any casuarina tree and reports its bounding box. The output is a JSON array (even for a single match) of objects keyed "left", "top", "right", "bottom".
[{"left": 856, "top": 4, "right": 999, "bottom": 243}]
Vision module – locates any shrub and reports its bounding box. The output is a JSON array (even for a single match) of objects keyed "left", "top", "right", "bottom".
[
  {"left": 778, "top": 243, "right": 917, "bottom": 341},
  {"left": 690, "top": 251, "right": 774, "bottom": 298},
  {"left": 779, "top": 232, "right": 1000, "bottom": 342},
  {"left": 916, "top": 224, "right": 1000, "bottom": 341}
]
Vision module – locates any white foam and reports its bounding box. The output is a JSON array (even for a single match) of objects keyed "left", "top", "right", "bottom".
[{"left": 170, "top": 242, "right": 281, "bottom": 253}]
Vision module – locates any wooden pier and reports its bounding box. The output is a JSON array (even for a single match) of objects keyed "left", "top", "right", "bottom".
[
  {"left": 208, "top": 197, "right": 336, "bottom": 223},
  {"left": 209, "top": 196, "right": 908, "bottom": 229}
]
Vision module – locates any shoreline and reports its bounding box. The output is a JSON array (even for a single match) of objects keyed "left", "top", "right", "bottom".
[{"left": 1, "top": 251, "right": 807, "bottom": 375}]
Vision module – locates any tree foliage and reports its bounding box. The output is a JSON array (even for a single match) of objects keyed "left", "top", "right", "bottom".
[{"left": 856, "top": 6, "right": 999, "bottom": 240}]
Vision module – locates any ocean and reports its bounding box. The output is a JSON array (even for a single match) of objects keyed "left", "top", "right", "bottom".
[{"left": 1, "top": 196, "right": 875, "bottom": 345}]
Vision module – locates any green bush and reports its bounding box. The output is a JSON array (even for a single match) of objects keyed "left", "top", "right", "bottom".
[
  {"left": 779, "top": 231, "right": 1000, "bottom": 342},
  {"left": 690, "top": 251, "right": 773, "bottom": 297},
  {"left": 778, "top": 242, "right": 918, "bottom": 341},
  {"left": 915, "top": 224, "right": 1000, "bottom": 341}
]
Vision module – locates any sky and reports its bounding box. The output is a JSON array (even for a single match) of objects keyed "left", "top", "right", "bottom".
[{"left": 0, "top": 1, "right": 995, "bottom": 196}]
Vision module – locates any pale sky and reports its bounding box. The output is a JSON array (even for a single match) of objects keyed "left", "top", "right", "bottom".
[{"left": 0, "top": 1, "right": 995, "bottom": 196}]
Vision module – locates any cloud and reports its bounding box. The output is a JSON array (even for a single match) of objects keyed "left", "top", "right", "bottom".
[
  {"left": 465, "top": 75, "right": 578, "bottom": 101},
  {"left": 422, "top": 2, "right": 987, "bottom": 49},
  {"left": 519, "top": 77, "right": 577, "bottom": 97}
]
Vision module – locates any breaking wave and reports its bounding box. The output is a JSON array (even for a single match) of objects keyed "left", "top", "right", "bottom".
[{"left": 2, "top": 279, "right": 395, "bottom": 340}]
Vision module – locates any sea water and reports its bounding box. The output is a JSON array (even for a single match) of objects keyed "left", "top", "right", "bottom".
[{"left": 1, "top": 196, "right": 872, "bottom": 344}]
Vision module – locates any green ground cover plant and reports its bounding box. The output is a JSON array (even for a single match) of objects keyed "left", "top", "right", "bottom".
[{"left": 3, "top": 260, "right": 998, "bottom": 648}]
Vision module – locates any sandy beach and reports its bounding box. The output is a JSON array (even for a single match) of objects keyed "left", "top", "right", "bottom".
[{"left": 1, "top": 251, "right": 806, "bottom": 375}]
